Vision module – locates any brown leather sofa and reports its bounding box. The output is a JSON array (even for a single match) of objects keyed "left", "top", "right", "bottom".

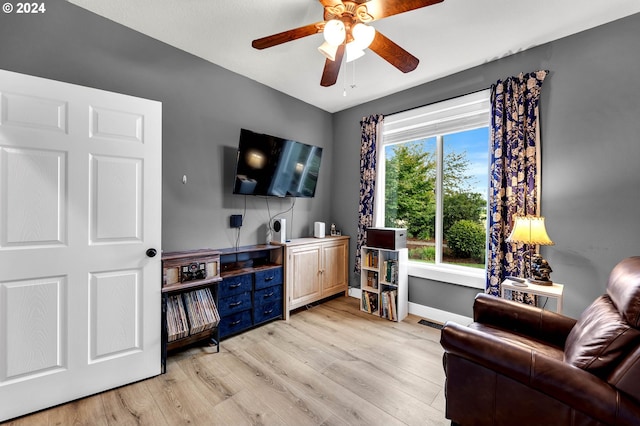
[{"left": 440, "top": 256, "right": 640, "bottom": 426}]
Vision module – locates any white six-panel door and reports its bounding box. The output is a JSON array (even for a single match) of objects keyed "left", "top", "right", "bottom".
[{"left": 0, "top": 69, "right": 162, "bottom": 421}]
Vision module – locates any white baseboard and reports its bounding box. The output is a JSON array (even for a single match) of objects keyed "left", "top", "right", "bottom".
[
  {"left": 348, "top": 287, "right": 473, "bottom": 325},
  {"left": 348, "top": 287, "right": 361, "bottom": 298},
  {"left": 408, "top": 302, "right": 473, "bottom": 325}
]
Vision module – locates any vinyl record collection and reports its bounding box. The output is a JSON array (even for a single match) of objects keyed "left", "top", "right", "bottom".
[{"left": 166, "top": 287, "right": 220, "bottom": 342}]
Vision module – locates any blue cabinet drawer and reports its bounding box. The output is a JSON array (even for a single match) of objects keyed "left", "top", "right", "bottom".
[
  {"left": 253, "top": 301, "right": 283, "bottom": 325},
  {"left": 218, "top": 291, "right": 251, "bottom": 317},
  {"left": 219, "top": 274, "right": 252, "bottom": 297},
  {"left": 254, "top": 267, "right": 283, "bottom": 290},
  {"left": 254, "top": 284, "right": 282, "bottom": 306},
  {"left": 219, "top": 310, "right": 252, "bottom": 338}
]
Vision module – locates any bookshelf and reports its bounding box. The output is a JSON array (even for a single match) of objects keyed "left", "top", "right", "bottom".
[
  {"left": 360, "top": 246, "right": 408, "bottom": 321},
  {"left": 161, "top": 249, "right": 222, "bottom": 372}
]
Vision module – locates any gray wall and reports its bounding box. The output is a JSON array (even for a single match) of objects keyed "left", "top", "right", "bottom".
[
  {"left": 332, "top": 13, "right": 640, "bottom": 319},
  {"left": 0, "top": 0, "right": 334, "bottom": 252},
  {"left": 2, "top": 1, "right": 639, "bottom": 320}
]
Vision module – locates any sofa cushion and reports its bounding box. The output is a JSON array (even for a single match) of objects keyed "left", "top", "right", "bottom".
[
  {"left": 607, "top": 256, "right": 640, "bottom": 327},
  {"left": 564, "top": 295, "right": 640, "bottom": 377}
]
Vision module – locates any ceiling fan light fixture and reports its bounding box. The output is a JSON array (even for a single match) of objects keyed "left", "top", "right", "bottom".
[
  {"left": 345, "top": 43, "right": 365, "bottom": 62},
  {"left": 252, "top": 0, "right": 440, "bottom": 88},
  {"left": 318, "top": 41, "right": 339, "bottom": 61},
  {"left": 351, "top": 23, "right": 376, "bottom": 50},
  {"left": 323, "top": 19, "right": 346, "bottom": 46}
]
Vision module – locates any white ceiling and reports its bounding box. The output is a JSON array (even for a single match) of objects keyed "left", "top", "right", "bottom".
[{"left": 67, "top": 0, "right": 640, "bottom": 113}]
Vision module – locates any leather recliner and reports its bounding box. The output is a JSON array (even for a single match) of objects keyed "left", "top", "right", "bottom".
[{"left": 440, "top": 256, "right": 640, "bottom": 426}]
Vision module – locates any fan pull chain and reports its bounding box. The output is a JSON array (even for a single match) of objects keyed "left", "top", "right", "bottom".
[
  {"left": 342, "top": 56, "right": 358, "bottom": 97},
  {"left": 351, "top": 60, "right": 357, "bottom": 90},
  {"left": 342, "top": 55, "right": 347, "bottom": 96}
]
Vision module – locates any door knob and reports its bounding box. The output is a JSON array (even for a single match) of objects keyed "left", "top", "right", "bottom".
[{"left": 146, "top": 248, "right": 157, "bottom": 258}]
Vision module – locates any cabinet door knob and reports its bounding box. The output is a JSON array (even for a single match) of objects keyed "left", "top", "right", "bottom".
[{"left": 146, "top": 248, "right": 157, "bottom": 258}]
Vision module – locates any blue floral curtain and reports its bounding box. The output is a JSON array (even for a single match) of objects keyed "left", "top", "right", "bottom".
[
  {"left": 355, "top": 114, "right": 383, "bottom": 275},
  {"left": 487, "top": 70, "right": 548, "bottom": 297}
]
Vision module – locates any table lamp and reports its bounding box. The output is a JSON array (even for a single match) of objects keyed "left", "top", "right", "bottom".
[{"left": 506, "top": 215, "right": 554, "bottom": 286}]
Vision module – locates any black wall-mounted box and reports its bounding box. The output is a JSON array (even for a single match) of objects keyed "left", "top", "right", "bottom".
[
  {"left": 230, "top": 214, "right": 243, "bottom": 228},
  {"left": 366, "top": 228, "right": 407, "bottom": 250}
]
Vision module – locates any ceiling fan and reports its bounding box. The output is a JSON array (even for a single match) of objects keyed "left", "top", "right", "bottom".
[{"left": 252, "top": 0, "right": 444, "bottom": 87}]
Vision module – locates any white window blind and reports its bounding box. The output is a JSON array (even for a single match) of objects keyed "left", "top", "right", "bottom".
[{"left": 382, "top": 89, "right": 491, "bottom": 145}]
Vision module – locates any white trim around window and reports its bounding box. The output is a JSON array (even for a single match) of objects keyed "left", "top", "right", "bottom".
[
  {"left": 408, "top": 262, "right": 486, "bottom": 289},
  {"left": 380, "top": 89, "right": 491, "bottom": 291}
]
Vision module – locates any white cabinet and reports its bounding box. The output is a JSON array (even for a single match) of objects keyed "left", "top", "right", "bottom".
[
  {"left": 360, "top": 246, "right": 408, "bottom": 322},
  {"left": 280, "top": 236, "right": 349, "bottom": 319}
]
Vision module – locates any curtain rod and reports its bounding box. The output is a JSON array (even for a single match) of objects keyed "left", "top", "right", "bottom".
[{"left": 383, "top": 86, "right": 491, "bottom": 117}]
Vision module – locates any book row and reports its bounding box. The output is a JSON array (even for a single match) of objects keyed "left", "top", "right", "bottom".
[
  {"left": 364, "top": 251, "right": 379, "bottom": 268},
  {"left": 361, "top": 290, "right": 379, "bottom": 314},
  {"left": 366, "top": 271, "right": 378, "bottom": 289},
  {"left": 361, "top": 289, "right": 398, "bottom": 321},
  {"left": 381, "top": 289, "right": 398, "bottom": 321},
  {"left": 166, "top": 287, "right": 220, "bottom": 342},
  {"left": 382, "top": 259, "right": 398, "bottom": 284}
]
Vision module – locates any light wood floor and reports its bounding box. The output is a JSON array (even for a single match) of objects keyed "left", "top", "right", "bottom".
[{"left": 4, "top": 296, "right": 448, "bottom": 426}]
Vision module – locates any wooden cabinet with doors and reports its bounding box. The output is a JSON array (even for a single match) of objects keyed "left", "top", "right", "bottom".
[{"left": 279, "top": 236, "right": 350, "bottom": 319}]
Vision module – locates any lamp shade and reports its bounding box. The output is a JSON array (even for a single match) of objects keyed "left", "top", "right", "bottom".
[
  {"left": 506, "top": 215, "right": 554, "bottom": 245},
  {"left": 345, "top": 42, "right": 365, "bottom": 62},
  {"left": 351, "top": 23, "right": 375, "bottom": 50},
  {"left": 323, "top": 19, "right": 346, "bottom": 46},
  {"left": 318, "top": 41, "right": 339, "bottom": 61}
]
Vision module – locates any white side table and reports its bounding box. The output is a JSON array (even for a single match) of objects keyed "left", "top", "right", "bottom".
[{"left": 501, "top": 279, "right": 564, "bottom": 314}]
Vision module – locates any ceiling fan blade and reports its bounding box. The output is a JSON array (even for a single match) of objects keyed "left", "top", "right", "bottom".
[
  {"left": 319, "top": 0, "right": 342, "bottom": 7},
  {"left": 320, "top": 44, "right": 345, "bottom": 87},
  {"left": 367, "top": 0, "right": 444, "bottom": 21},
  {"left": 369, "top": 31, "right": 419, "bottom": 73},
  {"left": 252, "top": 22, "right": 323, "bottom": 50}
]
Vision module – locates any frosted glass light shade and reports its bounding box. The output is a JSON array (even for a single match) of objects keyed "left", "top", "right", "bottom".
[
  {"left": 318, "top": 41, "right": 339, "bottom": 61},
  {"left": 507, "top": 215, "right": 554, "bottom": 245},
  {"left": 351, "top": 23, "right": 376, "bottom": 50},
  {"left": 346, "top": 43, "right": 365, "bottom": 62},
  {"left": 323, "top": 19, "right": 346, "bottom": 46}
]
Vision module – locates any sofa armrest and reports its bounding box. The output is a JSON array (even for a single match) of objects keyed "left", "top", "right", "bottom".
[
  {"left": 441, "top": 321, "right": 640, "bottom": 425},
  {"left": 474, "top": 293, "right": 576, "bottom": 348}
]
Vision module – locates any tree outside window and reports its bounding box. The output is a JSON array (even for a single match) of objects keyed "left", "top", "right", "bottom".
[{"left": 383, "top": 127, "right": 489, "bottom": 269}]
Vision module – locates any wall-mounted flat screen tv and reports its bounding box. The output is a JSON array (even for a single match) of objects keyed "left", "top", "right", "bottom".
[{"left": 233, "top": 129, "right": 323, "bottom": 198}]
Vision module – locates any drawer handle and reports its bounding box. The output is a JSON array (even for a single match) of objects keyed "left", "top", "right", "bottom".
[
  {"left": 264, "top": 292, "right": 274, "bottom": 298},
  {"left": 229, "top": 301, "right": 243, "bottom": 307},
  {"left": 229, "top": 283, "right": 242, "bottom": 289},
  {"left": 230, "top": 320, "right": 241, "bottom": 326},
  {"left": 264, "top": 276, "right": 274, "bottom": 281},
  {"left": 264, "top": 309, "right": 274, "bottom": 315}
]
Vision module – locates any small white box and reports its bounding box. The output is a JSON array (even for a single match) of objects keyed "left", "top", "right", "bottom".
[{"left": 314, "top": 222, "right": 325, "bottom": 238}]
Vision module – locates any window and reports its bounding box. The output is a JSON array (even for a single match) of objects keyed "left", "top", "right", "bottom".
[{"left": 377, "top": 90, "right": 490, "bottom": 288}]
